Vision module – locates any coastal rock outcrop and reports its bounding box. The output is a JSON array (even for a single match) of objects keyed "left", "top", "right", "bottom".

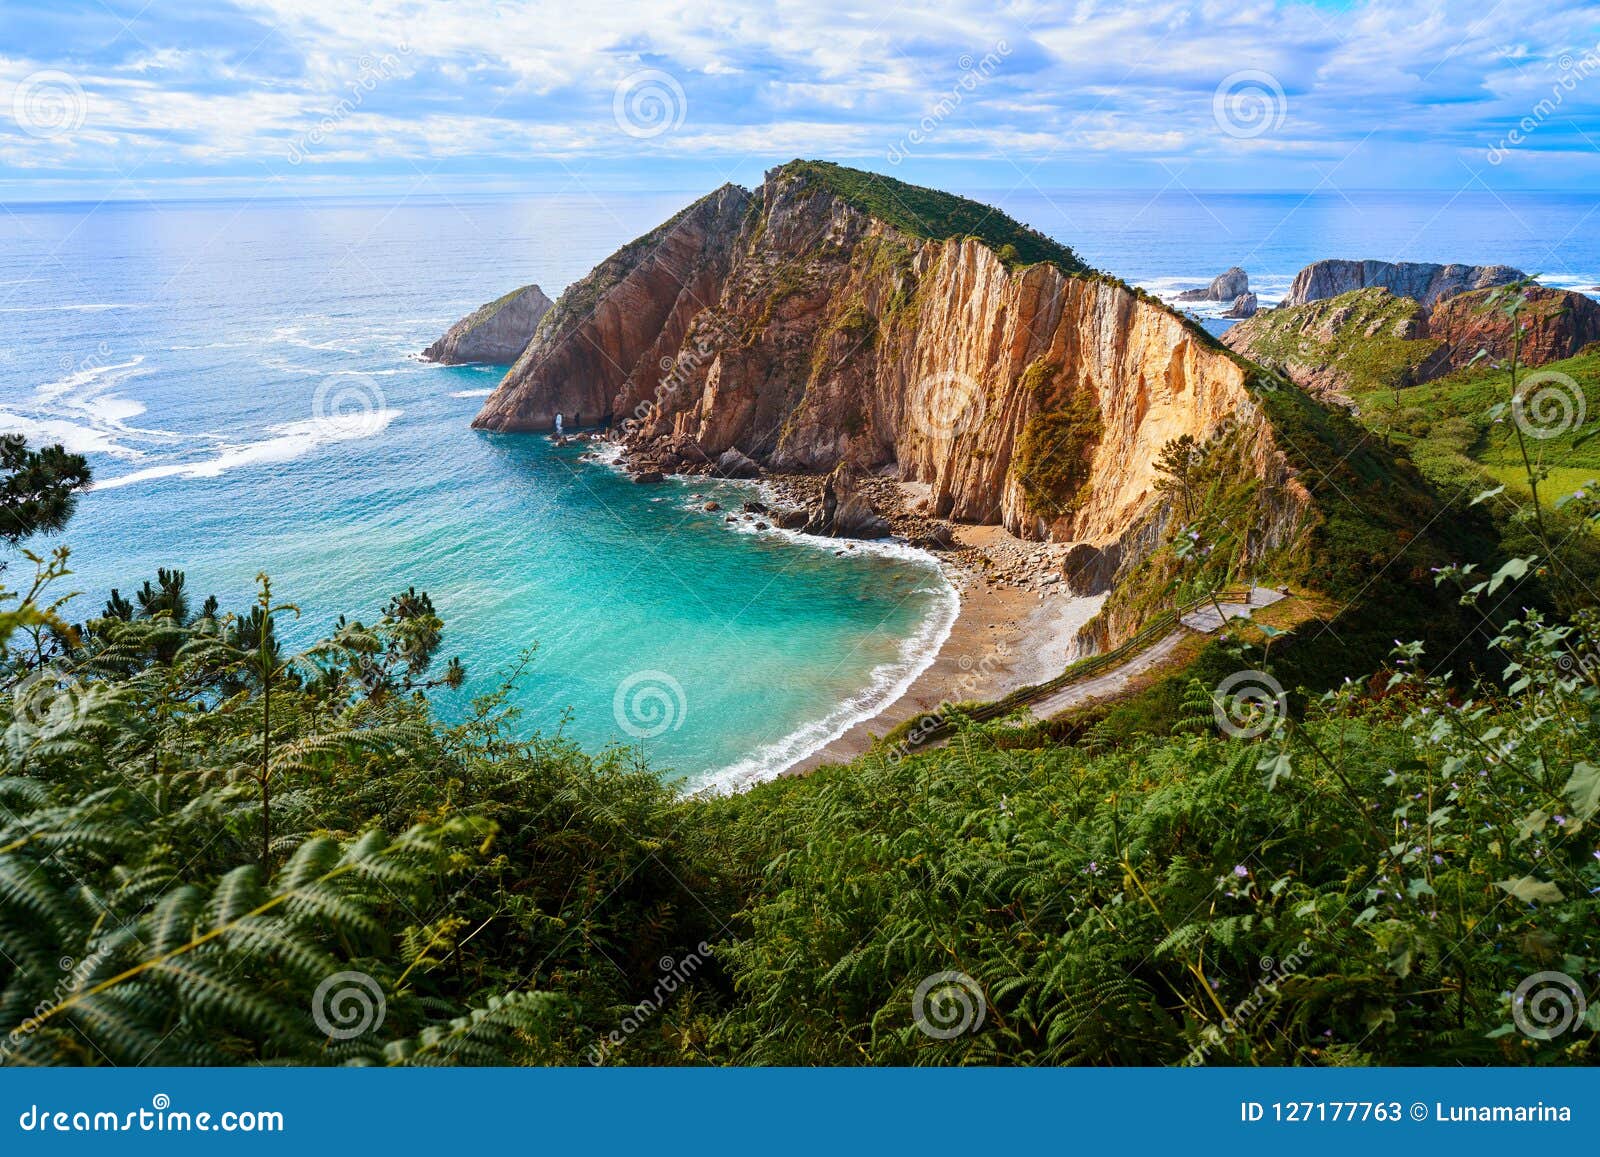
[
  {"left": 472, "top": 160, "right": 1312, "bottom": 613},
  {"left": 1224, "top": 283, "right": 1600, "bottom": 398},
  {"left": 1176, "top": 266, "right": 1249, "bottom": 302},
  {"left": 1427, "top": 285, "right": 1600, "bottom": 370},
  {"left": 803, "top": 463, "right": 892, "bottom": 539},
  {"left": 1220, "top": 292, "right": 1258, "bottom": 319},
  {"left": 423, "top": 284, "right": 553, "bottom": 365},
  {"left": 1282, "top": 259, "right": 1524, "bottom": 312},
  {"left": 472, "top": 184, "right": 752, "bottom": 431},
  {"left": 1222, "top": 288, "right": 1439, "bottom": 398}
]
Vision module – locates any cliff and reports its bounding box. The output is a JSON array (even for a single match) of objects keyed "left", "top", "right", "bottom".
[
  {"left": 1282, "top": 259, "right": 1524, "bottom": 312},
  {"left": 471, "top": 186, "right": 751, "bottom": 429},
  {"left": 423, "top": 284, "right": 553, "bottom": 365},
  {"left": 1428, "top": 284, "right": 1600, "bottom": 369},
  {"left": 475, "top": 162, "right": 1309, "bottom": 579},
  {"left": 1225, "top": 284, "right": 1600, "bottom": 398}
]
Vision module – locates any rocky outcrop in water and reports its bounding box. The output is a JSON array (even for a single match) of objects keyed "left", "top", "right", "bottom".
[
  {"left": 423, "top": 284, "right": 553, "bottom": 365},
  {"left": 1220, "top": 292, "right": 1258, "bottom": 319},
  {"left": 472, "top": 160, "right": 1310, "bottom": 595},
  {"left": 1282, "top": 259, "right": 1524, "bottom": 312},
  {"left": 1176, "top": 266, "right": 1249, "bottom": 302}
]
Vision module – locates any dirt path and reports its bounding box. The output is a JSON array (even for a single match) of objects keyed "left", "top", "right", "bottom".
[{"left": 1022, "top": 629, "right": 1191, "bottom": 721}]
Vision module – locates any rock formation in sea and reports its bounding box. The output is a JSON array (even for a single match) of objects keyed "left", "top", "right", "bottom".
[
  {"left": 1281, "top": 259, "right": 1524, "bottom": 312},
  {"left": 1175, "top": 266, "right": 1249, "bottom": 302},
  {"left": 1220, "top": 292, "right": 1258, "bottom": 319},
  {"left": 423, "top": 284, "right": 554, "bottom": 365}
]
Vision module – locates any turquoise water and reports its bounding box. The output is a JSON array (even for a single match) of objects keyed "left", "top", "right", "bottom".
[
  {"left": 0, "top": 194, "right": 955, "bottom": 790},
  {"left": 4, "top": 188, "right": 1598, "bottom": 786}
]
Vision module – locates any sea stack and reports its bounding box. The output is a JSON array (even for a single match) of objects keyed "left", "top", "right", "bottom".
[
  {"left": 1175, "top": 266, "right": 1250, "bottom": 302},
  {"left": 423, "top": 284, "right": 554, "bottom": 365}
]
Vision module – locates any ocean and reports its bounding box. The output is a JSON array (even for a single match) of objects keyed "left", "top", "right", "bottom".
[{"left": 1, "top": 186, "right": 1596, "bottom": 788}]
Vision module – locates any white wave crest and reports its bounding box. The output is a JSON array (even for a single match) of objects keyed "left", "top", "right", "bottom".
[{"left": 92, "top": 409, "right": 400, "bottom": 491}]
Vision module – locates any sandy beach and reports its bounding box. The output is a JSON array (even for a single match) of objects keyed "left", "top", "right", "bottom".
[{"left": 786, "top": 523, "right": 1108, "bottom": 775}]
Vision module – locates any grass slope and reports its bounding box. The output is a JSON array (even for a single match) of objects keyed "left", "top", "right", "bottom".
[{"left": 777, "top": 159, "right": 1090, "bottom": 273}]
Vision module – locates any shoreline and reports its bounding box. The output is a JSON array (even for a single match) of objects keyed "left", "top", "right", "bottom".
[
  {"left": 784, "top": 523, "right": 1106, "bottom": 776},
  {"left": 577, "top": 438, "right": 1108, "bottom": 790}
]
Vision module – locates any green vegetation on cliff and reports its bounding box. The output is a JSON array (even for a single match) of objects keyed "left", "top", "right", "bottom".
[
  {"left": 1224, "top": 287, "right": 1441, "bottom": 395},
  {"left": 778, "top": 159, "right": 1090, "bottom": 273}
]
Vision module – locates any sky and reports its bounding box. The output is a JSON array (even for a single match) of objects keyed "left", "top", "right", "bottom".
[{"left": 1, "top": 0, "right": 1599, "bottom": 201}]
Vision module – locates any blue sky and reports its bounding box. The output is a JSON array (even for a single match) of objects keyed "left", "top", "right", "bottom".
[{"left": 1, "top": 0, "right": 1598, "bottom": 200}]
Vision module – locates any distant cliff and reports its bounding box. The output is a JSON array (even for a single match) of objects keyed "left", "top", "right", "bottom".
[
  {"left": 1282, "top": 259, "right": 1524, "bottom": 312},
  {"left": 424, "top": 284, "right": 553, "bottom": 365},
  {"left": 1224, "top": 283, "right": 1600, "bottom": 398}
]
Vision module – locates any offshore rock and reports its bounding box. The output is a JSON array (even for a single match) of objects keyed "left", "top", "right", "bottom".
[
  {"left": 423, "top": 284, "right": 553, "bottom": 365},
  {"left": 1281, "top": 259, "right": 1524, "bottom": 312}
]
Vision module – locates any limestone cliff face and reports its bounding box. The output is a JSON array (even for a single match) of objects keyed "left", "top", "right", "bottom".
[
  {"left": 471, "top": 185, "right": 751, "bottom": 430},
  {"left": 423, "top": 284, "right": 553, "bottom": 365},
  {"left": 1282, "top": 259, "right": 1524, "bottom": 312},
  {"left": 473, "top": 163, "right": 1309, "bottom": 575}
]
